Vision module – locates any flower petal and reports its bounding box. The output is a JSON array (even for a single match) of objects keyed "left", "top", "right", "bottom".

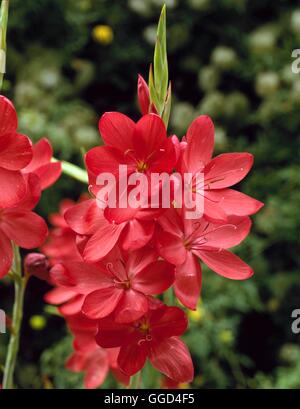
[
  {"left": 99, "top": 112, "right": 135, "bottom": 152},
  {"left": 150, "top": 306, "right": 188, "bottom": 339},
  {"left": 114, "top": 289, "right": 148, "bottom": 323},
  {"left": 0, "top": 208, "right": 48, "bottom": 248},
  {"left": 33, "top": 162, "right": 62, "bottom": 190},
  {"left": 149, "top": 337, "right": 194, "bottom": 383},
  {"left": 54, "top": 261, "right": 113, "bottom": 294},
  {"left": 184, "top": 115, "right": 214, "bottom": 172},
  {"left": 23, "top": 138, "right": 52, "bottom": 172},
  {"left": 156, "top": 229, "right": 187, "bottom": 265},
  {"left": 120, "top": 219, "right": 154, "bottom": 251},
  {"left": 132, "top": 260, "right": 175, "bottom": 295},
  {"left": 198, "top": 249, "right": 254, "bottom": 279},
  {"left": 132, "top": 114, "right": 166, "bottom": 159},
  {"left": 0, "top": 133, "right": 32, "bottom": 170},
  {"left": 0, "top": 96, "right": 18, "bottom": 134},
  {"left": 64, "top": 199, "right": 100, "bottom": 235},
  {"left": 117, "top": 343, "right": 148, "bottom": 376},
  {"left": 0, "top": 231, "right": 13, "bottom": 278},
  {"left": 204, "top": 153, "right": 253, "bottom": 189},
  {"left": 205, "top": 189, "right": 264, "bottom": 217},
  {"left": 96, "top": 317, "right": 136, "bottom": 348},
  {"left": 83, "top": 222, "right": 125, "bottom": 262},
  {"left": 0, "top": 168, "right": 27, "bottom": 208},
  {"left": 174, "top": 252, "right": 202, "bottom": 310},
  {"left": 82, "top": 287, "right": 124, "bottom": 319}
]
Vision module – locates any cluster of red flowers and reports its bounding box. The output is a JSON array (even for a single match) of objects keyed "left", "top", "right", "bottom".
[
  {"left": 43, "top": 77, "right": 263, "bottom": 388},
  {"left": 0, "top": 96, "right": 61, "bottom": 278}
]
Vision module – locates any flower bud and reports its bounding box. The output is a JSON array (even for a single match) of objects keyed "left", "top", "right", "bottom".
[{"left": 24, "top": 253, "right": 50, "bottom": 281}]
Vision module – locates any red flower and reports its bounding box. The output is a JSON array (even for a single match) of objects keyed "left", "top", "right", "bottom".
[
  {"left": 23, "top": 137, "right": 61, "bottom": 190},
  {"left": 65, "top": 313, "right": 130, "bottom": 389},
  {"left": 44, "top": 286, "right": 84, "bottom": 316},
  {"left": 156, "top": 208, "right": 253, "bottom": 309},
  {"left": 178, "top": 115, "right": 264, "bottom": 222},
  {"left": 42, "top": 198, "right": 84, "bottom": 264},
  {"left": 96, "top": 304, "right": 194, "bottom": 383},
  {"left": 0, "top": 96, "right": 33, "bottom": 208},
  {"left": 64, "top": 199, "right": 155, "bottom": 262},
  {"left": 50, "top": 247, "right": 174, "bottom": 323},
  {"left": 85, "top": 112, "right": 176, "bottom": 223},
  {"left": 0, "top": 207, "right": 48, "bottom": 278}
]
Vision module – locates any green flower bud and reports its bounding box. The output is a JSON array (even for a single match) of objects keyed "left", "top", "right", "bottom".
[
  {"left": 255, "top": 72, "right": 280, "bottom": 97},
  {"left": 188, "top": 0, "right": 210, "bottom": 11},
  {"left": 249, "top": 27, "right": 277, "bottom": 54},
  {"left": 225, "top": 92, "right": 249, "bottom": 119},
  {"left": 198, "top": 66, "right": 220, "bottom": 91},
  {"left": 198, "top": 91, "right": 225, "bottom": 118},
  {"left": 291, "top": 79, "right": 300, "bottom": 103},
  {"left": 128, "top": 0, "right": 152, "bottom": 16},
  {"left": 214, "top": 127, "right": 228, "bottom": 150},
  {"left": 211, "top": 46, "right": 237, "bottom": 70},
  {"left": 291, "top": 10, "right": 300, "bottom": 34},
  {"left": 74, "top": 126, "right": 99, "bottom": 148},
  {"left": 171, "top": 102, "right": 195, "bottom": 134},
  {"left": 152, "top": 0, "right": 177, "bottom": 8},
  {"left": 143, "top": 25, "right": 157, "bottom": 45}
]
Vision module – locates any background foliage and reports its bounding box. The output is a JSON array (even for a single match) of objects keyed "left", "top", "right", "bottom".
[{"left": 1, "top": 0, "right": 300, "bottom": 389}]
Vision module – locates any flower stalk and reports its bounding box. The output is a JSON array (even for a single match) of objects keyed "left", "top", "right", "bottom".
[
  {"left": 52, "top": 158, "right": 88, "bottom": 184},
  {"left": 3, "top": 245, "right": 28, "bottom": 389}
]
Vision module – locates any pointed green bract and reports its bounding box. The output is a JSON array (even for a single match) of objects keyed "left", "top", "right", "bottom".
[
  {"left": 0, "top": 0, "right": 9, "bottom": 90},
  {"left": 149, "top": 4, "right": 171, "bottom": 127}
]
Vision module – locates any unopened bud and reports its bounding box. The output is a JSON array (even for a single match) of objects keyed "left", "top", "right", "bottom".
[{"left": 24, "top": 253, "right": 50, "bottom": 281}]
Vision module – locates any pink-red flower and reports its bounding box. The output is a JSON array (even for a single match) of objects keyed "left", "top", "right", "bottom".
[
  {"left": 96, "top": 304, "right": 194, "bottom": 383},
  {"left": 177, "top": 115, "right": 264, "bottom": 222},
  {"left": 0, "top": 207, "right": 48, "bottom": 278},
  {"left": 64, "top": 198, "right": 155, "bottom": 262},
  {"left": 65, "top": 313, "right": 130, "bottom": 388},
  {"left": 50, "top": 247, "right": 175, "bottom": 323},
  {"left": 23, "top": 138, "right": 61, "bottom": 190},
  {"left": 0, "top": 96, "right": 33, "bottom": 208},
  {"left": 156, "top": 208, "right": 253, "bottom": 309},
  {"left": 42, "top": 198, "right": 84, "bottom": 264}
]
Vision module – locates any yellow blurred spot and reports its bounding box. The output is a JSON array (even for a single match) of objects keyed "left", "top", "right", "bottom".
[
  {"left": 92, "top": 25, "right": 114, "bottom": 45},
  {"left": 188, "top": 301, "right": 205, "bottom": 322},
  {"left": 218, "top": 329, "right": 233, "bottom": 344},
  {"left": 29, "top": 315, "right": 46, "bottom": 331},
  {"left": 267, "top": 298, "right": 280, "bottom": 312},
  {"left": 178, "top": 382, "right": 190, "bottom": 389}
]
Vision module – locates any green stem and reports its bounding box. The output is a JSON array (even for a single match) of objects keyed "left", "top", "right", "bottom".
[
  {"left": 3, "top": 245, "right": 27, "bottom": 389},
  {"left": 0, "top": 0, "right": 9, "bottom": 90},
  {"left": 52, "top": 158, "right": 88, "bottom": 184},
  {"left": 129, "top": 371, "right": 143, "bottom": 389}
]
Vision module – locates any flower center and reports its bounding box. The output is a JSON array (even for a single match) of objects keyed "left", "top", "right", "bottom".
[{"left": 136, "top": 160, "right": 148, "bottom": 173}]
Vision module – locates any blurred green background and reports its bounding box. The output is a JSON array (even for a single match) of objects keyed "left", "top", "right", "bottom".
[{"left": 1, "top": 0, "right": 300, "bottom": 389}]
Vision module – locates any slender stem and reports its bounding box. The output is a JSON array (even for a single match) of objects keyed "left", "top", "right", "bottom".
[
  {"left": 2, "top": 245, "right": 27, "bottom": 389},
  {"left": 52, "top": 158, "right": 88, "bottom": 184},
  {"left": 129, "top": 371, "right": 143, "bottom": 389},
  {"left": 0, "top": 0, "right": 9, "bottom": 90}
]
